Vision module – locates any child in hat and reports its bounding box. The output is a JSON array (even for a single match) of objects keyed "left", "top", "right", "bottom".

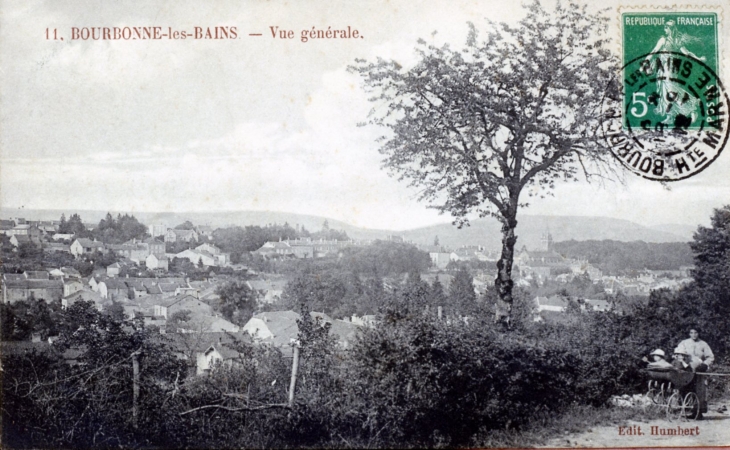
[
  {"left": 672, "top": 348, "right": 693, "bottom": 372},
  {"left": 644, "top": 348, "right": 673, "bottom": 369}
]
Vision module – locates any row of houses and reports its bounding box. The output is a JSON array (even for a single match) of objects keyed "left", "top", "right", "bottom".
[
  {"left": 1, "top": 219, "right": 59, "bottom": 237},
  {"left": 533, "top": 295, "right": 612, "bottom": 316},
  {"left": 70, "top": 237, "right": 161, "bottom": 259},
  {"left": 602, "top": 275, "right": 693, "bottom": 296},
  {"left": 3, "top": 218, "right": 215, "bottom": 249},
  {"left": 253, "top": 238, "right": 361, "bottom": 260},
  {"left": 420, "top": 245, "right": 501, "bottom": 270},
  {"left": 69, "top": 238, "right": 231, "bottom": 270},
  {"left": 0, "top": 269, "right": 197, "bottom": 305},
  {"left": 1, "top": 271, "right": 64, "bottom": 303},
  {"left": 88, "top": 276, "right": 194, "bottom": 301}
]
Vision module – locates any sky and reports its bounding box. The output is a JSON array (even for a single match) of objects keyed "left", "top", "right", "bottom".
[{"left": 1, "top": 0, "right": 728, "bottom": 230}]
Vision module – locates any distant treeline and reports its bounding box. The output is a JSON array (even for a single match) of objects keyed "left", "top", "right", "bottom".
[
  {"left": 553, "top": 240, "right": 694, "bottom": 273},
  {"left": 57, "top": 212, "right": 148, "bottom": 244}
]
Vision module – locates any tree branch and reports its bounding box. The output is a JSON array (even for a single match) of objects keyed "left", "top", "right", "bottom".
[{"left": 179, "top": 403, "right": 291, "bottom": 416}]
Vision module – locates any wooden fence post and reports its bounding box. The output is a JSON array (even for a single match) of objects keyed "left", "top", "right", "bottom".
[
  {"left": 132, "top": 351, "right": 140, "bottom": 429},
  {"left": 288, "top": 343, "right": 300, "bottom": 408}
]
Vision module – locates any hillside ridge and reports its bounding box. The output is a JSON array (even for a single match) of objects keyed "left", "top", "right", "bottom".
[{"left": 1, "top": 208, "right": 693, "bottom": 249}]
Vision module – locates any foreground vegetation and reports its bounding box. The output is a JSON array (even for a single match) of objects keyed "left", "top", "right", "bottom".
[
  {"left": 0, "top": 300, "right": 644, "bottom": 449},
  {"left": 1, "top": 297, "right": 713, "bottom": 449},
  {"left": 3, "top": 205, "right": 728, "bottom": 448}
]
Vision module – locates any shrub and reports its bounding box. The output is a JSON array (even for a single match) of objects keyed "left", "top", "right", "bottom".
[{"left": 326, "top": 309, "right": 646, "bottom": 448}]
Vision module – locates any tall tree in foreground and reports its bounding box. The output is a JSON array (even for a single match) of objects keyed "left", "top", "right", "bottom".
[
  {"left": 624, "top": 205, "right": 730, "bottom": 358},
  {"left": 352, "top": 2, "right": 619, "bottom": 323},
  {"left": 685, "top": 205, "right": 730, "bottom": 355}
]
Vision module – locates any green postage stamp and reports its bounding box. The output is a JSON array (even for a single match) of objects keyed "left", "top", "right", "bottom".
[
  {"left": 623, "top": 13, "right": 719, "bottom": 129},
  {"left": 603, "top": 11, "right": 728, "bottom": 180}
]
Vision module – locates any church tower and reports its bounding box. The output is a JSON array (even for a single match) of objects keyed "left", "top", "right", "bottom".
[{"left": 540, "top": 230, "right": 553, "bottom": 252}]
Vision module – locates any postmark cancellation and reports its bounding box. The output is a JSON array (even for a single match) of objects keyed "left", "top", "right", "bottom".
[{"left": 602, "top": 9, "right": 728, "bottom": 181}]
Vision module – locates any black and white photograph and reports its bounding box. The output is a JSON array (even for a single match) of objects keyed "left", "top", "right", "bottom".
[{"left": 1, "top": 0, "right": 729, "bottom": 448}]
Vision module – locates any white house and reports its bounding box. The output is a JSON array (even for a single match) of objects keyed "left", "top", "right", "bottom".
[
  {"left": 425, "top": 245, "right": 457, "bottom": 269},
  {"left": 175, "top": 249, "right": 217, "bottom": 267},
  {"left": 107, "top": 262, "right": 122, "bottom": 277},
  {"left": 242, "top": 310, "right": 357, "bottom": 349},
  {"left": 70, "top": 238, "right": 105, "bottom": 258},
  {"left": 583, "top": 299, "right": 611, "bottom": 312},
  {"left": 196, "top": 346, "right": 224, "bottom": 375},
  {"left": 7, "top": 224, "right": 30, "bottom": 236},
  {"left": 194, "top": 344, "right": 240, "bottom": 375},
  {"left": 195, "top": 243, "right": 230, "bottom": 266},
  {"left": 10, "top": 234, "right": 41, "bottom": 248},
  {"left": 149, "top": 224, "right": 167, "bottom": 238},
  {"left": 63, "top": 279, "right": 84, "bottom": 297},
  {"left": 534, "top": 295, "right": 569, "bottom": 313},
  {"left": 241, "top": 310, "right": 301, "bottom": 347},
  {"left": 165, "top": 229, "right": 199, "bottom": 243},
  {"left": 195, "top": 243, "right": 220, "bottom": 254},
  {"left": 146, "top": 253, "right": 169, "bottom": 271},
  {"left": 205, "top": 317, "right": 239, "bottom": 333},
  {"left": 242, "top": 316, "right": 275, "bottom": 340}
]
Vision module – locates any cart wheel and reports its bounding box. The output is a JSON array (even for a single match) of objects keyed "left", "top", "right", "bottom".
[
  {"left": 643, "top": 388, "right": 657, "bottom": 412},
  {"left": 683, "top": 392, "right": 700, "bottom": 420},
  {"left": 646, "top": 388, "right": 657, "bottom": 403},
  {"left": 660, "top": 384, "right": 669, "bottom": 400},
  {"left": 654, "top": 389, "right": 666, "bottom": 405},
  {"left": 644, "top": 388, "right": 665, "bottom": 413},
  {"left": 666, "top": 392, "right": 683, "bottom": 421}
]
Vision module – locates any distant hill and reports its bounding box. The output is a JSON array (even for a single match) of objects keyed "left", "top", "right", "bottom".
[
  {"left": 139, "top": 210, "right": 399, "bottom": 242},
  {"left": 0, "top": 208, "right": 391, "bottom": 241},
  {"left": 399, "top": 215, "right": 689, "bottom": 250},
  {"left": 1, "top": 208, "right": 690, "bottom": 249},
  {"left": 553, "top": 240, "right": 694, "bottom": 273},
  {"left": 649, "top": 223, "right": 699, "bottom": 241}
]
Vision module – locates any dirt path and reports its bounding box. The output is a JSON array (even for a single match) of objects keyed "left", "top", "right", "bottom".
[{"left": 542, "top": 399, "right": 730, "bottom": 448}]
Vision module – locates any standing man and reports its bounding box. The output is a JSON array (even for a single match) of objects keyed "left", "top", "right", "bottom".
[
  {"left": 677, "top": 329, "right": 714, "bottom": 418},
  {"left": 678, "top": 329, "right": 715, "bottom": 372}
]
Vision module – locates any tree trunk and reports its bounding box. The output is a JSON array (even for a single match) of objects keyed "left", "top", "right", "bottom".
[
  {"left": 494, "top": 212, "right": 518, "bottom": 325},
  {"left": 288, "top": 345, "right": 300, "bottom": 407},
  {"left": 132, "top": 352, "right": 140, "bottom": 429}
]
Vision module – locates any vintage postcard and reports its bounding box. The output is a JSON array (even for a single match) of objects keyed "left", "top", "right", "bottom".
[{"left": 1, "top": 0, "right": 729, "bottom": 448}]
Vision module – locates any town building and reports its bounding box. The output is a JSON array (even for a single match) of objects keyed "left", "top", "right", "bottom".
[
  {"left": 148, "top": 224, "right": 167, "bottom": 238},
  {"left": 165, "top": 228, "right": 199, "bottom": 243},
  {"left": 146, "top": 253, "right": 169, "bottom": 271},
  {"left": 2, "top": 272, "right": 63, "bottom": 303},
  {"left": 175, "top": 249, "right": 217, "bottom": 267},
  {"left": 70, "top": 238, "right": 106, "bottom": 258},
  {"left": 9, "top": 234, "right": 43, "bottom": 248},
  {"left": 241, "top": 310, "right": 361, "bottom": 350},
  {"left": 194, "top": 243, "right": 230, "bottom": 266}
]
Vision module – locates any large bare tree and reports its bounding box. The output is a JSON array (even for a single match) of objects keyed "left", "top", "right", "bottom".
[{"left": 352, "top": 1, "right": 619, "bottom": 322}]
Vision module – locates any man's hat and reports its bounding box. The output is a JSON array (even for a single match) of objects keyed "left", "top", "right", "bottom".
[
  {"left": 650, "top": 349, "right": 666, "bottom": 357},
  {"left": 673, "top": 347, "right": 689, "bottom": 356}
]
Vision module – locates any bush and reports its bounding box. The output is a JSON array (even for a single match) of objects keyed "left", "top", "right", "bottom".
[{"left": 322, "top": 308, "right": 646, "bottom": 448}]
